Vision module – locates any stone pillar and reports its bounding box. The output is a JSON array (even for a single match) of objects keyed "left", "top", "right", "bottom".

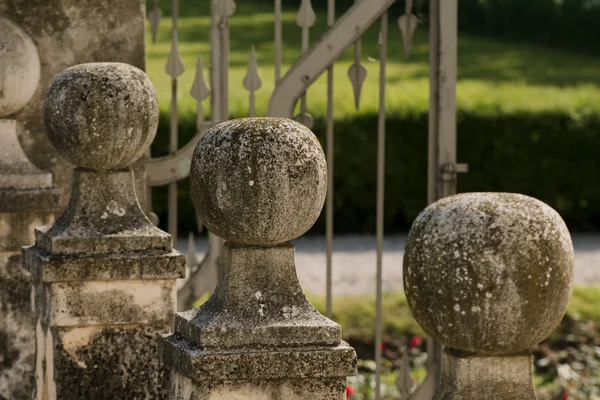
[
  {"left": 403, "top": 193, "right": 575, "bottom": 400},
  {"left": 0, "top": 0, "right": 148, "bottom": 211},
  {"left": 21, "top": 63, "right": 186, "bottom": 399},
  {"left": 161, "top": 118, "right": 357, "bottom": 399},
  {"left": 0, "top": 18, "right": 60, "bottom": 400}
]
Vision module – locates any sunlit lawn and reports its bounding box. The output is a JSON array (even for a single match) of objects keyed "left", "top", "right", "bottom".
[{"left": 145, "top": 1, "right": 600, "bottom": 121}]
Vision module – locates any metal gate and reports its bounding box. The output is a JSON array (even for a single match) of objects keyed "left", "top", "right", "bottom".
[{"left": 145, "top": 0, "right": 466, "bottom": 398}]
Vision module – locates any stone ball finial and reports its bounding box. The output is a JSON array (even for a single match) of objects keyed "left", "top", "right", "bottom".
[
  {"left": 0, "top": 17, "right": 41, "bottom": 118},
  {"left": 404, "top": 192, "right": 574, "bottom": 356},
  {"left": 43, "top": 63, "right": 158, "bottom": 171},
  {"left": 190, "top": 117, "right": 327, "bottom": 245}
]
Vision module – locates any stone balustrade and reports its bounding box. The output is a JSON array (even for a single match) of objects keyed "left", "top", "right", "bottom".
[
  {"left": 161, "top": 117, "right": 358, "bottom": 399},
  {"left": 21, "top": 62, "right": 186, "bottom": 398},
  {"left": 0, "top": 50, "right": 579, "bottom": 399},
  {"left": 0, "top": 17, "right": 61, "bottom": 400},
  {"left": 404, "top": 193, "right": 574, "bottom": 399}
]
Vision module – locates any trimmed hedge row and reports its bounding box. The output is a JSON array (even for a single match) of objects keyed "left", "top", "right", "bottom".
[{"left": 150, "top": 112, "right": 600, "bottom": 235}]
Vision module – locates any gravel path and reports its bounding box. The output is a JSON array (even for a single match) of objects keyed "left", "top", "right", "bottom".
[{"left": 177, "top": 234, "right": 600, "bottom": 295}]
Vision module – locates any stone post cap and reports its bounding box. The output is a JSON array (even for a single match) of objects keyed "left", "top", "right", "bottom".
[
  {"left": 43, "top": 62, "right": 158, "bottom": 171},
  {"left": 190, "top": 117, "right": 327, "bottom": 245},
  {"left": 404, "top": 192, "right": 574, "bottom": 356},
  {"left": 0, "top": 17, "right": 41, "bottom": 118}
]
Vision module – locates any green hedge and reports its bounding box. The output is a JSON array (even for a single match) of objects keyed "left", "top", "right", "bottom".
[
  {"left": 151, "top": 111, "right": 600, "bottom": 235},
  {"left": 456, "top": 0, "right": 600, "bottom": 56}
]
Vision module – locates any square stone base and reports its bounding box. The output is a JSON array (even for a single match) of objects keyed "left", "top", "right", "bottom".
[{"left": 169, "top": 371, "right": 347, "bottom": 400}]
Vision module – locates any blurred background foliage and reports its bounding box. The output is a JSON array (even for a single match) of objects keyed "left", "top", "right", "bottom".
[{"left": 146, "top": 0, "right": 600, "bottom": 235}]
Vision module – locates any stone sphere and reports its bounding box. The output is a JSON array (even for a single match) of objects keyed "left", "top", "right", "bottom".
[
  {"left": 404, "top": 192, "right": 574, "bottom": 356},
  {"left": 190, "top": 117, "right": 327, "bottom": 245},
  {"left": 0, "top": 17, "right": 41, "bottom": 117},
  {"left": 44, "top": 63, "right": 158, "bottom": 171}
]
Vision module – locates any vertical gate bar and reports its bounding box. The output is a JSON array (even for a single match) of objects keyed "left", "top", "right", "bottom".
[
  {"left": 222, "top": 8, "right": 231, "bottom": 120},
  {"left": 168, "top": 0, "right": 180, "bottom": 244},
  {"left": 325, "top": 0, "right": 335, "bottom": 319},
  {"left": 427, "top": 0, "right": 439, "bottom": 205},
  {"left": 211, "top": 0, "right": 235, "bottom": 123},
  {"left": 419, "top": 0, "right": 459, "bottom": 398},
  {"left": 300, "top": 25, "right": 309, "bottom": 116},
  {"left": 191, "top": 55, "right": 210, "bottom": 134},
  {"left": 375, "top": 11, "right": 388, "bottom": 400},
  {"left": 211, "top": 0, "right": 222, "bottom": 122},
  {"left": 437, "top": 0, "right": 458, "bottom": 200},
  {"left": 148, "top": 0, "right": 163, "bottom": 44},
  {"left": 274, "top": 0, "right": 282, "bottom": 83},
  {"left": 296, "top": 0, "right": 315, "bottom": 123},
  {"left": 428, "top": 0, "right": 457, "bottom": 203}
]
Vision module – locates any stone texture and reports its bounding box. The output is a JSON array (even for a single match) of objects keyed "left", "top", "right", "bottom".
[
  {"left": 0, "top": 16, "right": 60, "bottom": 400},
  {"left": 44, "top": 63, "right": 158, "bottom": 171},
  {"left": 50, "top": 326, "right": 170, "bottom": 399},
  {"left": 403, "top": 192, "right": 575, "bottom": 399},
  {"left": 191, "top": 117, "right": 327, "bottom": 246},
  {"left": 22, "top": 62, "right": 185, "bottom": 399},
  {"left": 170, "top": 373, "right": 346, "bottom": 400},
  {"left": 32, "top": 169, "right": 170, "bottom": 256},
  {"left": 0, "top": 0, "right": 148, "bottom": 210},
  {"left": 169, "top": 373, "right": 348, "bottom": 400},
  {"left": 0, "top": 17, "right": 40, "bottom": 117},
  {"left": 436, "top": 349, "right": 536, "bottom": 400},
  {"left": 162, "top": 117, "right": 356, "bottom": 399}
]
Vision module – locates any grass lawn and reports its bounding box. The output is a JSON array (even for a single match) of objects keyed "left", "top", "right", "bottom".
[{"left": 145, "top": 1, "right": 600, "bottom": 123}]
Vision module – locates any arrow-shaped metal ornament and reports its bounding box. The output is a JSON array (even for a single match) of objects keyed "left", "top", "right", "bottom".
[
  {"left": 348, "top": 38, "right": 367, "bottom": 111},
  {"left": 165, "top": 29, "right": 185, "bottom": 78},
  {"left": 395, "top": 347, "right": 414, "bottom": 398},
  {"left": 190, "top": 55, "right": 211, "bottom": 132},
  {"left": 347, "top": 0, "right": 367, "bottom": 110},
  {"left": 190, "top": 56, "right": 211, "bottom": 102},
  {"left": 348, "top": 63, "right": 367, "bottom": 111},
  {"left": 397, "top": 0, "right": 419, "bottom": 59},
  {"left": 148, "top": 2, "right": 163, "bottom": 44},
  {"left": 296, "top": 0, "right": 316, "bottom": 28},
  {"left": 293, "top": 113, "right": 314, "bottom": 130},
  {"left": 214, "top": 0, "right": 237, "bottom": 19},
  {"left": 243, "top": 46, "right": 262, "bottom": 92},
  {"left": 243, "top": 46, "right": 263, "bottom": 117},
  {"left": 186, "top": 232, "right": 199, "bottom": 273}
]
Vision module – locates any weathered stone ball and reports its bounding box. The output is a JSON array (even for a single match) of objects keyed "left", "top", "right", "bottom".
[
  {"left": 0, "top": 17, "right": 41, "bottom": 117},
  {"left": 191, "top": 117, "right": 327, "bottom": 245},
  {"left": 404, "top": 193, "right": 574, "bottom": 355},
  {"left": 44, "top": 63, "right": 158, "bottom": 171}
]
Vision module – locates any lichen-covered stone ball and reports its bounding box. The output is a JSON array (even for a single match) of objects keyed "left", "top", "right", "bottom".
[
  {"left": 0, "top": 17, "right": 41, "bottom": 117},
  {"left": 404, "top": 192, "right": 574, "bottom": 356},
  {"left": 190, "top": 117, "right": 327, "bottom": 245},
  {"left": 43, "top": 62, "right": 158, "bottom": 171}
]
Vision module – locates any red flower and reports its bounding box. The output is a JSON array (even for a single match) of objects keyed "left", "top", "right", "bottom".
[
  {"left": 409, "top": 336, "right": 422, "bottom": 348},
  {"left": 562, "top": 391, "right": 569, "bottom": 400},
  {"left": 381, "top": 342, "right": 386, "bottom": 351},
  {"left": 346, "top": 384, "right": 356, "bottom": 398}
]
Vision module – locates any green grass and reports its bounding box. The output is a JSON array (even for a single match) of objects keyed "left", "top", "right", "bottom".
[{"left": 145, "top": 1, "right": 600, "bottom": 123}]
